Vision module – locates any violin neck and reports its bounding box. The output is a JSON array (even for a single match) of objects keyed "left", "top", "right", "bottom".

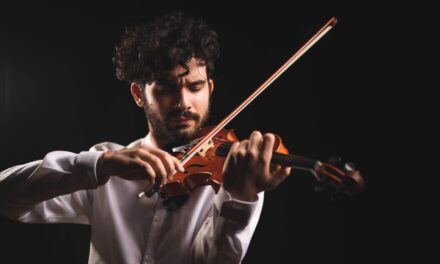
[{"left": 216, "top": 143, "right": 319, "bottom": 172}]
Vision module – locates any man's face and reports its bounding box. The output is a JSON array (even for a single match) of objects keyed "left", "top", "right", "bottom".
[{"left": 142, "top": 58, "right": 213, "bottom": 146}]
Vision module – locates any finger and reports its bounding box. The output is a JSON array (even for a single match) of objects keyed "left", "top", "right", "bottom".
[
  {"left": 140, "top": 158, "right": 166, "bottom": 185},
  {"left": 248, "top": 131, "right": 263, "bottom": 152},
  {"left": 269, "top": 164, "right": 281, "bottom": 173},
  {"left": 136, "top": 159, "right": 156, "bottom": 182},
  {"left": 147, "top": 147, "right": 184, "bottom": 178},
  {"left": 273, "top": 166, "right": 291, "bottom": 178},
  {"left": 151, "top": 145, "right": 185, "bottom": 176},
  {"left": 172, "top": 156, "right": 185, "bottom": 173},
  {"left": 258, "top": 166, "right": 291, "bottom": 191},
  {"left": 146, "top": 147, "right": 174, "bottom": 172},
  {"left": 229, "top": 141, "right": 240, "bottom": 154},
  {"left": 261, "top": 133, "right": 275, "bottom": 166},
  {"left": 156, "top": 151, "right": 179, "bottom": 180},
  {"left": 162, "top": 156, "right": 177, "bottom": 181},
  {"left": 236, "top": 140, "right": 249, "bottom": 162},
  {"left": 264, "top": 164, "right": 282, "bottom": 185},
  {"left": 223, "top": 141, "right": 240, "bottom": 173},
  {"left": 137, "top": 150, "right": 168, "bottom": 184}
]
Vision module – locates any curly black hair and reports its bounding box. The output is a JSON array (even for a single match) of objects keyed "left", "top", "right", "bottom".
[{"left": 113, "top": 12, "right": 219, "bottom": 85}]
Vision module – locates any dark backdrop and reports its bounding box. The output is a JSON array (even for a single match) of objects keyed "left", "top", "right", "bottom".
[{"left": 0, "top": 1, "right": 435, "bottom": 263}]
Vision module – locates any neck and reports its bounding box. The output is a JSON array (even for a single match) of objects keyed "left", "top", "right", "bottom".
[
  {"left": 148, "top": 130, "right": 192, "bottom": 154},
  {"left": 148, "top": 132, "right": 169, "bottom": 150},
  {"left": 147, "top": 122, "right": 170, "bottom": 149}
]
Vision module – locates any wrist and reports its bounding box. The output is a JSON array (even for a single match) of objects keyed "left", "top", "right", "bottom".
[
  {"left": 226, "top": 187, "right": 258, "bottom": 202},
  {"left": 96, "top": 150, "right": 112, "bottom": 185}
]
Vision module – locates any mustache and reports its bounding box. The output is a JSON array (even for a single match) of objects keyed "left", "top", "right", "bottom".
[{"left": 167, "top": 108, "right": 201, "bottom": 121}]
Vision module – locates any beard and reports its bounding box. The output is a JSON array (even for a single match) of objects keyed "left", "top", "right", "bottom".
[{"left": 144, "top": 103, "right": 210, "bottom": 148}]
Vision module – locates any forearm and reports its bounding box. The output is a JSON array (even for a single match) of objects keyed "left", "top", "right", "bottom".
[{"left": 0, "top": 150, "right": 103, "bottom": 211}]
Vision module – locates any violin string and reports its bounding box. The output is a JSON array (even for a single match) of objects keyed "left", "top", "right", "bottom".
[{"left": 215, "top": 140, "right": 317, "bottom": 167}]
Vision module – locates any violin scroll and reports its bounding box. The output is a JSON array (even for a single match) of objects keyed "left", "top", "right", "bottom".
[{"left": 312, "top": 158, "right": 365, "bottom": 195}]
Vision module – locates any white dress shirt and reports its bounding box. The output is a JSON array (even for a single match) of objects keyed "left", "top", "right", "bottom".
[{"left": 0, "top": 134, "right": 264, "bottom": 264}]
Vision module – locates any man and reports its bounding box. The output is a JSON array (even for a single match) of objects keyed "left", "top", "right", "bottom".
[{"left": 0, "top": 13, "right": 291, "bottom": 263}]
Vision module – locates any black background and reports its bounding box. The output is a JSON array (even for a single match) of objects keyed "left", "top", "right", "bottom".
[{"left": 0, "top": 1, "right": 436, "bottom": 263}]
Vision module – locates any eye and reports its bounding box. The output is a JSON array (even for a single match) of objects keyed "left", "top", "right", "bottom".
[
  {"left": 190, "top": 85, "right": 202, "bottom": 92},
  {"left": 189, "top": 82, "right": 206, "bottom": 92}
]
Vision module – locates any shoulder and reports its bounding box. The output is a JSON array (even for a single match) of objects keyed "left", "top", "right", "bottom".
[
  {"left": 88, "top": 141, "right": 124, "bottom": 152},
  {"left": 126, "top": 138, "right": 146, "bottom": 148},
  {"left": 88, "top": 137, "right": 146, "bottom": 152}
]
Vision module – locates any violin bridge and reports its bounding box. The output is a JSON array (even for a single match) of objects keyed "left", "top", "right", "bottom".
[{"left": 197, "top": 139, "right": 214, "bottom": 157}]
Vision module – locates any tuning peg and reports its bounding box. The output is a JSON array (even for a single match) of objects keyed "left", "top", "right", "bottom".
[
  {"left": 344, "top": 162, "right": 357, "bottom": 172},
  {"left": 328, "top": 155, "right": 342, "bottom": 166}
]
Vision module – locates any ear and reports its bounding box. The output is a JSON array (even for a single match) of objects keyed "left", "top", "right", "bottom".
[
  {"left": 208, "top": 79, "right": 214, "bottom": 94},
  {"left": 130, "top": 82, "right": 144, "bottom": 108}
]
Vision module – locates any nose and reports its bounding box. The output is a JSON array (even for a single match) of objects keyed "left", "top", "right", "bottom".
[{"left": 175, "top": 86, "right": 192, "bottom": 110}]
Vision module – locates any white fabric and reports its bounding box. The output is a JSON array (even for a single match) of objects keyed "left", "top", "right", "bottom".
[{"left": 0, "top": 134, "right": 264, "bottom": 264}]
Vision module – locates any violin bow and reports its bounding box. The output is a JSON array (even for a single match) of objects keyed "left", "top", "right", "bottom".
[{"left": 138, "top": 17, "right": 338, "bottom": 198}]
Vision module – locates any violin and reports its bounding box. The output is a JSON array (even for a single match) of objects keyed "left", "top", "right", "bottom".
[
  {"left": 141, "top": 126, "right": 364, "bottom": 201},
  {"left": 137, "top": 17, "right": 365, "bottom": 200}
]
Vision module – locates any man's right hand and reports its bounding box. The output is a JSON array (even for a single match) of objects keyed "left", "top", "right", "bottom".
[{"left": 96, "top": 145, "right": 185, "bottom": 185}]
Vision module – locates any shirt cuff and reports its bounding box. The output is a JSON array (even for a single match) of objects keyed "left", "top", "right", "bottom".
[
  {"left": 214, "top": 186, "right": 260, "bottom": 227},
  {"left": 75, "top": 151, "right": 105, "bottom": 188}
]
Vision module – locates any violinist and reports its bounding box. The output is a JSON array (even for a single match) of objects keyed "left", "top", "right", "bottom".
[{"left": 0, "top": 12, "right": 292, "bottom": 264}]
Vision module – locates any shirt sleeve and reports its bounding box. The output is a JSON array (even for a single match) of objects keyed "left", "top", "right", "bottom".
[
  {"left": 191, "top": 186, "right": 264, "bottom": 264},
  {"left": 0, "top": 150, "right": 104, "bottom": 223}
]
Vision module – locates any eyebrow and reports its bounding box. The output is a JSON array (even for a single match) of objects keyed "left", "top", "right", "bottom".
[{"left": 188, "top": 80, "right": 207, "bottom": 86}]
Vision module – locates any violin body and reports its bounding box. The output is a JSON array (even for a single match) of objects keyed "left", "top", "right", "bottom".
[
  {"left": 159, "top": 127, "right": 290, "bottom": 199},
  {"left": 159, "top": 127, "right": 236, "bottom": 199}
]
